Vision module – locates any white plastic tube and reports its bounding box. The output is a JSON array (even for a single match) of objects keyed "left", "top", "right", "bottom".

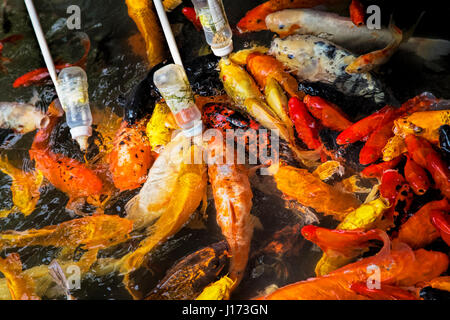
[
  {"left": 153, "top": 0, "right": 183, "bottom": 67},
  {"left": 23, "top": 0, "right": 62, "bottom": 98}
]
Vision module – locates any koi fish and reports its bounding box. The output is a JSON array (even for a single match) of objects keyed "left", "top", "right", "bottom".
[
  {"left": 360, "top": 156, "right": 403, "bottom": 179},
  {"left": 430, "top": 211, "right": 450, "bottom": 247},
  {"left": 269, "top": 35, "right": 387, "bottom": 104},
  {"left": 219, "top": 58, "right": 318, "bottom": 165},
  {"left": 162, "top": 0, "right": 182, "bottom": 12},
  {"left": 257, "top": 243, "right": 448, "bottom": 300},
  {"left": 28, "top": 100, "right": 106, "bottom": 213},
  {"left": 196, "top": 276, "right": 235, "bottom": 300},
  {"left": 350, "top": 282, "right": 418, "bottom": 300},
  {"left": 397, "top": 199, "right": 450, "bottom": 249},
  {"left": 0, "top": 254, "right": 40, "bottom": 300},
  {"left": 246, "top": 52, "right": 303, "bottom": 99},
  {"left": 219, "top": 57, "right": 290, "bottom": 141},
  {"left": 48, "top": 260, "right": 76, "bottom": 300},
  {"left": 379, "top": 170, "right": 406, "bottom": 205},
  {"left": 271, "top": 165, "right": 361, "bottom": 221},
  {"left": 303, "top": 95, "right": 353, "bottom": 132},
  {"left": 382, "top": 135, "right": 407, "bottom": 161},
  {"left": 125, "top": 0, "right": 166, "bottom": 68},
  {"left": 314, "top": 198, "right": 390, "bottom": 276},
  {"left": 404, "top": 135, "right": 450, "bottom": 199},
  {"left": 404, "top": 155, "right": 430, "bottom": 195},
  {"left": 288, "top": 97, "right": 321, "bottom": 150},
  {"left": 264, "top": 77, "right": 295, "bottom": 133},
  {"left": 337, "top": 105, "right": 398, "bottom": 145},
  {"left": 108, "top": 118, "right": 154, "bottom": 192},
  {"left": 359, "top": 120, "right": 395, "bottom": 165},
  {"left": 146, "top": 242, "right": 228, "bottom": 300},
  {"left": 146, "top": 101, "right": 179, "bottom": 153},
  {"left": 229, "top": 46, "right": 269, "bottom": 66},
  {"left": 346, "top": 14, "right": 424, "bottom": 74},
  {"left": 236, "top": 0, "right": 342, "bottom": 33},
  {"left": 13, "top": 32, "right": 90, "bottom": 88},
  {"left": 303, "top": 226, "right": 390, "bottom": 276},
  {"left": 0, "top": 102, "right": 50, "bottom": 134},
  {"left": 182, "top": 7, "right": 202, "bottom": 31},
  {"left": 349, "top": 0, "right": 364, "bottom": 26},
  {"left": 208, "top": 138, "right": 254, "bottom": 288},
  {"left": 120, "top": 137, "right": 207, "bottom": 298},
  {"left": 0, "top": 155, "right": 43, "bottom": 218},
  {"left": 0, "top": 214, "right": 133, "bottom": 251},
  {"left": 312, "top": 160, "right": 344, "bottom": 182},
  {"left": 394, "top": 110, "right": 450, "bottom": 145},
  {"left": 265, "top": 9, "right": 450, "bottom": 71},
  {"left": 125, "top": 132, "right": 206, "bottom": 231}
]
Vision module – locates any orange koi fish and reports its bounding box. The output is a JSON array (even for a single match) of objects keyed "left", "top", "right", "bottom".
[
  {"left": 0, "top": 254, "right": 40, "bottom": 300},
  {"left": 0, "top": 214, "right": 133, "bottom": 251},
  {"left": 108, "top": 119, "right": 154, "bottom": 191},
  {"left": 397, "top": 199, "right": 450, "bottom": 249},
  {"left": 272, "top": 165, "right": 361, "bottom": 221},
  {"left": 208, "top": 139, "right": 254, "bottom": 288},
  {"left": 246, "top": 52, "right": 302, "bottom": 98},
  {"left": 28, "top": 100, "right": 106, "bottom": 213},
  {"left": 257, "top": 242, "right": 448, "bottom": 300}
]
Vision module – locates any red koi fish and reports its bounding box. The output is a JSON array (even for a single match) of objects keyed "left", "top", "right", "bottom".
[
  {"left": 13, "top": 33, "right": 90, "bottom": 88},
  {"left": 303, "top": 95, "right": 353, "bottom": 132},
  {"left": 288, "top": 97, "right": 321, "bottom": 150},
  {"left": 349, "top": 0, "right": 365, "bottom": 27},
  {"left": 360, "top": 156, "right": 403, "bottom": 179},
  {"left": 379, "top": 170, "right": 406, "bottom": 204},
  {"left": 182, "top": 7, "right": 202, "bottom": 31},
  {"left": 404, "top": 155, "right": 430, "bottom": 195},
  {"left": 404, "top": 135, "right": 450, "bottom": 199},
  {"left": 430, "top": 211, "right": 450, "bottom": 246}
]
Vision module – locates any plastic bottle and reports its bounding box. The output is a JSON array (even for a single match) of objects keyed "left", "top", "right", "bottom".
[
  {"left": 153, "top": 64, "right": 202, "bottom": 137},
  {"left": 57, "top": 66, "right": 93, "bottom": 151},
  {"left": 191, "top": 0, "right": 233, "bottom": 57}
]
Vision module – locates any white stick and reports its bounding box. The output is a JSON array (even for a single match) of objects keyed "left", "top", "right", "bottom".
[
  {"left": 23, "top": 0, "right": 62, "bottom": 97},
  {"left": 153, "top": 0, "right": 183, "bottom": 67}
]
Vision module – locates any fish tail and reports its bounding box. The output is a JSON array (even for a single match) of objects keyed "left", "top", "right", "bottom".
[
  {"left": 48, "top": 260, "right": 72, "bottom": 299},
  {"left": 402, "top": 11, "right": 426, "bottom": 44},
  {"left": 387, "top": 15, "right": 403, "bottom": 46}
]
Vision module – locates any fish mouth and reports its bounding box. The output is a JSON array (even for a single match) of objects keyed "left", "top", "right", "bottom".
[{"left": 39, "top": 115, "right": 50, "bottom": 129}]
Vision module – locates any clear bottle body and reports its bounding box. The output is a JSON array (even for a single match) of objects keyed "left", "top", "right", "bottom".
[
  {"left": 57, "top": 66, "right": 93, "bottom": 150},
  {"left": 153, "top": 64, "right": 202, "bottom": 135},
  {"left": 192, "top": 0, "right": 233, "bottom": 56}
]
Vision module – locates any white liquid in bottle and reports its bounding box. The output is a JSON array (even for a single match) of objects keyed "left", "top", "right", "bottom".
[
  {"left": 192, "top": 0, "right": 233, "bottom": 57},
  {"left": 153, "top": 64, "right": 202, "bottom": 137},
  {"left": 57, "top": 66, "right": 93, "bottom": 151}
]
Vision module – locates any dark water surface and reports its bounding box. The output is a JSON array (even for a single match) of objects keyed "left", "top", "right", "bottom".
[{"left": 0, "top": 0, "right": 449, "bottom": 300}]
